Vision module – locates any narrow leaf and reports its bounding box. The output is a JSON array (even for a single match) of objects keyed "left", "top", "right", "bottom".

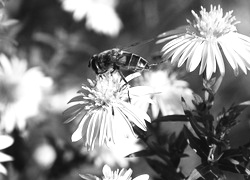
[
  {"left": 183, "top": 125, "right": 209, "bottom": 160},
  {"left": 154, "top": 115, "right": 189, "bottom": 123}
]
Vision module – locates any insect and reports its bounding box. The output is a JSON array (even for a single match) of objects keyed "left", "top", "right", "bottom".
[{"left": 88, "top": 48, "right": 155, "bottom": 82}]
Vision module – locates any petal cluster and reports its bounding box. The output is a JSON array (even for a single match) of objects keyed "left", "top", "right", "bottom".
[
  {"left": 80, "top": 164, "right": 149, "bottom": 180},
  {"left": 60, "top": 0, "right": 122, "bottom": 37},
  {"left": 0, "top": 135, "right": 13, "bottom": 175},
  {"left": 64, "top": 72, "right": 151, "bottom": 150},
  {"left": 0, "top": 54, "right": 53, "bottom": 133},
  {"left": 157, "top": 5, "right": 250, "bottom": 79},
  {"left": 134, "top": 68, "right": 194, "bottom": 118}
]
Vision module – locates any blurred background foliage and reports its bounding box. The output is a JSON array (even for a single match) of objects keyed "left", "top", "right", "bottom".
[{"left": 1, "top": 0, "right": 250, "bottom": 180}]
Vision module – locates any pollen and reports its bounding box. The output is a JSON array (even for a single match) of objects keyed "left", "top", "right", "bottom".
[
  {"left": 187, "top": 5, "right": 239, "bottom": 41},
  {"left": 83, "top": 72, "right": 129, "bottom": 107}
]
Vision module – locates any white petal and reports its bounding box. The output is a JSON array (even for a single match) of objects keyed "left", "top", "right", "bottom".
[
  {"left": 226, "top": 46, "right": 247, "bottom": 74},
  {"left": 122, "top": 169, "right": 133, "bottom": 179},
  {"left": 151, "top": 97, "right": 160, "bottom": 119},
  {"left": 157, "top": 26, "right": 186, "bottom": 39},
  {"left": 106, "top": 107, "right": 115, "bottom": 144},
  {"left": 0, "top": 54, "right": 13, "bottom": 75},
  {"left": 226, "top": 36, "right": 250, "bottom": 69},
  {"left": 187, "top": 41, "right": 204, "bottom": 72},
  {"left": 86, "top": 111, "right": 100, "bottom": 149},
  {"left": 0, "top": 152, "right": 13, "bottom": 162},
  {"left": 71, "top": 113, "right": 91, "bottom": 142},
  {"left": 0, "top": 163, "right": 7, "bottom": 175},
  {"left": 0, "top": 135, "right": 14, "bottom": 150},
  {"left": 125, "top": 102, "right": 151, "bottom": 122},
  {"left": 219, "top": 40, "right": 239, "bottom": 75},
  {"left": 113, "top": 107, "right": 135, "bottom": 140},
  {"left": 99, "top": 109, "right": 109, "bottom": 146},
  {"left": 171, "top": 38, "right": 194, "bottom": 64},
  {"left": 236, "top": 33, "right": 250, "bottom": 43},
  {"left": 205, "top": 41, "right": 215, "bottom": 80},
  {"left": 125, "top": 72, "right": 141, "bottom": 83},
  {"left": 199, "top": 42, "right": 208, "bottom": 75},
  {"left": 103, "top": 164, "right": 112, "bottom": 178},
  {"left": 156, "top": 34, "right": 182, "bottom": 44},
  {"left": 162, "top": 37, "right": 191, "bottom": 56},
  {"left": 177, "top": 39, "right": 197, "bottom": 67},
  {"left": 119, "top": 103, "right": 148, "bottom": 131},
  {"left": 214, "top": 43, "right": 225, "bottom": 76},
  {"left": 129, "top": 86, "right": 155, "bottom": 96},
  {"left": 133, "top": 174, "right": 150, "bottom": 180}
]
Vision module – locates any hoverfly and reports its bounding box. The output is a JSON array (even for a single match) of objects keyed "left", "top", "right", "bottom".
[{"left": 88, "top": 48, "right": 156, "bottom": 82}]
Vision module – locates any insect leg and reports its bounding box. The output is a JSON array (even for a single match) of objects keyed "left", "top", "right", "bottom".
[{"left": 116, "top": 70, "right": 132, "bottom": 103}]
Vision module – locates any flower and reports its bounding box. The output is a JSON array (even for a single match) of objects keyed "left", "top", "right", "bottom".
[
  {"left": 134, "top": 68, "right": 194, "bottom": 119},
  {"left": 157, "top": 5, "right": 250, "bottom": 79},
  {"left": 64, "top": 71, "right": 151, "bottom": 151},
  {"left": 0, "top": 135, "right": 13, "bottom": 175},
  {"left": 33, "top": 142, "right": 57, "bottom": 169},
  {"left": 86, "top": 138, "right": 144, "bottom": 168},
  {"left": 0, "top": 54, "right": 53, "bottom": 133},
  {"left": 80, "top": 164, "right": 149, "bottom": 180},
  {"left": 60, "top": 0, "right": 122, "bottom": 37}
]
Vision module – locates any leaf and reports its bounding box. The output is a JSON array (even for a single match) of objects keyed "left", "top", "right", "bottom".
[
  {"left": 188, "top": 164, "right": 226, "bottom": 180},
  {"left": 146, "top": 159, "right": 184, "bottom": 180},
  {"left": 174, "top": 129, "right": 188, "bottom": 152},
  {"left": 183, "top": 125, "right": 209, "bottom": 160},
  {"left": 220, "top": 149, "right": 243, "bottom": 160},
  {"left": 218, "top": 159, "right": 250, "bottom": 175},
  {"left": 126, "top": 149, "right": 154, "bottom": 158},
  {"left": 181, "top": 97, "right": 193, "bottom": 116},
  {"left": 169, "top": 129, "right": 188, "bottom": 167},
  {"left": 188, "top": 115, "right": 208, "bottom": 142},
  {"left": 154, "top": 115, "right": 189, "bottom": 123}
]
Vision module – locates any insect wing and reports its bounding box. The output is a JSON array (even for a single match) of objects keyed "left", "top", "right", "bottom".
[{"left": 119, "top": 51, "right": 149, "bottom": 71}]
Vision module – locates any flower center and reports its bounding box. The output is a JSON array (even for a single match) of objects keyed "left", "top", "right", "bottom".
[
  {"left": 187, "top": 5, "right": 239, "bottom": 41},
  {"left": 89, "top": 72, "right": 129, "bottom": 107}
]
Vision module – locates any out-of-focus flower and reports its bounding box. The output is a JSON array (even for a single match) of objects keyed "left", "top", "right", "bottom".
[
  {"left": 61, "top": 0, "right": 122, "bottom": 37},
  {"left": 0, "top": 135, "right": 13, "bottom": 175},
  {"left": 64, "top": 71, "right": 152, "bottom": 151},
  {"left": 134, "top": 68, "right": 194, "bottom": 119},
  {"left": 86, "top": 138, "right": 144, "bottom": 168},
  {"left": 33, "top": 142, "right": 57, "bottom": 169},
  {"left": 157, "top": 5, "right": 250, "bottom": 79},
  {"left": 0, "top": 54, "right": 53, "bottom": 133},
  {"left": 80, "top": 164, "right": 149, "bottom": 180}
]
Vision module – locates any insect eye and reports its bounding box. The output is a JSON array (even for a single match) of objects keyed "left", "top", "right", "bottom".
[{"left": 88, "top": 55, "right": 97, "bottom": 67}]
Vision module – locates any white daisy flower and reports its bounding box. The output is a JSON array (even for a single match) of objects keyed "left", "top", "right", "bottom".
[
  {"left": 64, "top": 71, "right": 152, "bottom": 151},
  {"left": 0, "top": 54, "right": 53, "bottom": 133},
  {"left": 80, "top": 164, "right": 149, "bottom": 180},
  {"left": 0, "top": 135, "right": 13, "bottom": 175},
  {"left": 157, "top": 5, "right": 250, "bottom": 79},
  {"left": 134, "top": 68, "right": 194, "bottom": 119},
  {"left": 60, "top": 0, "right": 122, "bottom": 37}
]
